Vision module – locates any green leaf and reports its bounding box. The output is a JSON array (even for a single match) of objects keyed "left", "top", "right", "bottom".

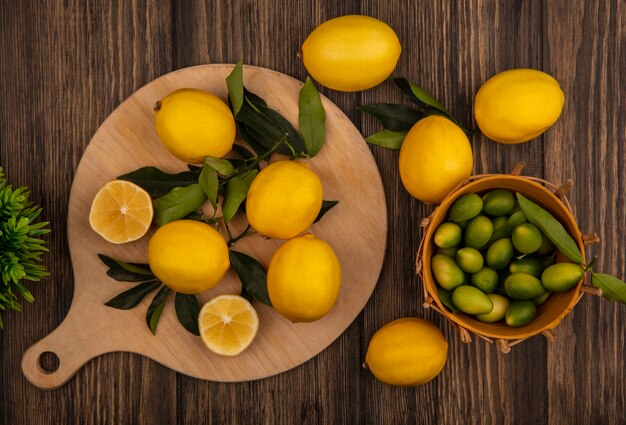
[
  {"left": 104, "top": 280, "right": 161, "bottom": 309},
  {"left": 222, "top": 170, "right": 257, "bottom": 224},
  {"left": 592, "top": 273, "right": 626, "bottom": 304},
  {"left": 233, "top": 144, "right": 255, "bottom": 160},
  {"left": 226, "top": 60, "right": 244, "bottom": 115},
  {"left": 240, "top": 286, "right": 254, "bottom": 303},
  {"left": 516, "top": 194, "right": 584, "bottom": 264},
  {"left": 358, "top": 103, "right": 424, "bottom": 132},
  {"left": 198, "top": 163, "right": 218, "bottom": 209},
  {"left": 392, "top": 77, "right": 468, "bottom": 133},
  {"left": 174, "top": 292, "right": 200, "bottom": 335},
  {"left": 298, "top": 77, "right": 326, "bottom": 157},
  {"left": 153, "top": 184, "right": 207, "bottom": 226},
  {"left": 365, "top": 130, "right": 407, "bottom": 150},
  {"left": 97, "top": 254, "right": 155, "bottom": 282},
  {"left": 204, "top": 157, "right": 235, "bottom": 176},
  {"left": 314, "top": 200, "right": 339, "bottom": 223},
  {"left": 146, "top": 286, "right": 171, "bottom": 334},
  {"left": 236, "top": 122, "right": 270, "bottom": 156},
  {"left": 229, "top": 250, "right": 272, "bottom": 305},
  {"left": 393, "top": 77, "right": 450, "bottom": 116},
  {"left": 117, "top": 166, "right": 199, "bottom": 198}
]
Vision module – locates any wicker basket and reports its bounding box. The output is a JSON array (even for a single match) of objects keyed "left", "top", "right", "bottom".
[{"left": 416, "top": 162, "right": 602, "bottom": 353}]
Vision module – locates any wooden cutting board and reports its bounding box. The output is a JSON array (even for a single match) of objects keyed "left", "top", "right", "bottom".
[{"left": 21, "top": 64, "right": 387, "bottom": 389}]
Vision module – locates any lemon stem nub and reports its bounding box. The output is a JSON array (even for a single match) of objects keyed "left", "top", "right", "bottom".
[{"left": 153, "top": 100, "right": 161, "bottom": 111}]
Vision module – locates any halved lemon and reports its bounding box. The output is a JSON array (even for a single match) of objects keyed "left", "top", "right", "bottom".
[
  {"left": 198, "top": 295, "right": 259, "bottom": 356},
  {"left": 89, "top": 180, "right": 153, "bottom": 244}
]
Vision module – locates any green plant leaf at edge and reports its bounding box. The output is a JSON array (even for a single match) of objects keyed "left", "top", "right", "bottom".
[
  {"left": 229, "top": 250, "right": 272, "bottom": 305},
  {"left": 105, "top": 281, "right": 161, "bottom": 310},
  {"left": 198, "top": 163, "right": 218, "bottom": 209},
  {"left": 175, "top": 292, "right": 200, "bottom": 335},
  {"left": 358, "top": 103, "right": 424, "bottom": 132},
  {"left": 222, "top": 170, "right": 257, "bottom": 224},
  {"left": 226, "top": 60, "right": 244, "bottom": 115},
  {"left": 516, "top": 193, "right": 584, "bottom": 264},
  {"left": 117, "top": 166, "right": 200, "bottom": 198},
  {"left": 147, "top": 286, "right": 171, "bottom": 334},
  {"left": 591, "top": 273, "right": 626, "bottom": 304},
  {"left": 314, "top": 200, "right": 339, "bottom": 223},
  {"left": 98, "top": 254, "right": 155, "bottom": 282},
  {"left": 298, "top": 77, "right": 326, "bottom": 157},
  {"left": 153, "top": 184, "right": 207, "bottom": 226},
  {"left": 365, "top": 130, "right": 407, "bottom": 150}
]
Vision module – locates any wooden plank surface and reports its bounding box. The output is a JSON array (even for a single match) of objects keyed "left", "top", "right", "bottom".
[{"left": 0, "top": 0, "right": 624, "bottom": 423}]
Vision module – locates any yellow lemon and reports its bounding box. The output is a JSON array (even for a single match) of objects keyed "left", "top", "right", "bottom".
[
  {"left": 148, "top": 220, "right": 230, "bottom": 294},
  {"left": 398, "top": 115, "right": 473, "bottom": 204},
  {"left": 154, "top": 88, "right": 236, "bottom": 163},
  {"left": 301, "top": 15, "right": 401, "bottom": 92},
  {"left": 89, "top": 180, "right": 153, "bottom": 244},
  {"left": 246, "top": 160, "right": 323, "bottom": 240},
  {"left": 198, "top": 295, "right": 259, "bottom": 356},
  {"left": 365, "top": 317, "right": 448, "bottom": 386},
  {"left": 267, "top": 234, "right": 341, "bottom": 322},
  {"left": 474, "top": 68, "right": 565, "bottom": 144}
]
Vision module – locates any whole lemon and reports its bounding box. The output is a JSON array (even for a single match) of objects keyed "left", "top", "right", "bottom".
[
  {"left": 365, "top": 317, "right": 448, "bottom": 386},
  {"left": 148, "top": 220, "right": 230, "bottom": 294},
  {"left": 267, "top": 234, "right": 341, "bottom": 322},
  {"left": 246, "top": 160, "right": 323, "bottom": 240},
  {"left": 154, "top": 88, "right": 236, "bottom": 163},
  {"left": 474, "top": 69, "right": 565, "bottom": 144},
  {"left": 399, "top": 115, "right": 473, "bottom": 204},
  {"left": 301, "top": 15, "right": 401, "bottom": 92}
]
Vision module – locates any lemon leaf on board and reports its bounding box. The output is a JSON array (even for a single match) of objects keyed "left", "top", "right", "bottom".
[
  {"left": 229, "top": 250, "right": 272, "bottom": 306},
  {"left": 365, "top": 130, "right": 407, "bottom": 150},
  {"left": 117, "top": 166, "right": 199, "bottom": 198},
  {"left": 203, "top": 157, "right": 235, "bottom": 176},
  {"left": 198, "top": 163, "right": 218, "bottom": 209},
  {"left": 175, "top": 292, "right": 200, "bottom": 335},
  {"left": 298, "top": 77, "right": 326, "bottom": 157},
  {"left": 226, "top": 60, "right": 244, "bottom": 115},
  {"left": 222, "top": 170, "right": 258, "bottom": 224},
  {"left": 146, "top": 286, "right": 171, "bottom": 334},
  {"left": 153, "top": 184, "right": 207, "bottom": 227},
  {"left": 358, "top": 103, "right": 424, "bottom": 132},
  {"left": 104, "top": 281, "right": 162, "bottom": 310},
  {"left": 591, "top": 273, "right": 626, "bottom": 304},
  {"left": 314, "top": 200, "right": 339, "bottom": 223},
  {"left": 97, "top": 254, "right": 155, "bottom": 282}
]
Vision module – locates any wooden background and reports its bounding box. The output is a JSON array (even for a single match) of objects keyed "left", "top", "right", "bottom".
[{"left": 0, "top": 0, "right": 624, "bottom": 424}]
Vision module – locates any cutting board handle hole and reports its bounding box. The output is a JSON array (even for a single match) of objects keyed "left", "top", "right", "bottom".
[{"left": 38, "top": 351, "right": 60, "bottom": 374}]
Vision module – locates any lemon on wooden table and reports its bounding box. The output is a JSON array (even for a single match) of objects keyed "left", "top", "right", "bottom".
[
  {"left": 89, "top": 180, "right": 153, "bottom": 244},
  {"left": 301, "top": 15, "right": 401, "bottom": 92},
  {"left": 198, "top": 295, "right": 259, "bottom": 356},
  {"left": 267, "top": 234, "right": 341, "bottom": 322},
  {"left": 154, "top": 88, "right": 236, "bottom": 163},
  {"left": 398, "top": 115, "right": 473, "bottom": 204},
  {"left": 474, "top": 68, "right": 565, "bottom": 144},
  {"left": 148, "top": 220, "right": 230, "bottom": 294},
  {"left": 364, "top": 318, "right": 448, "bottom": 386},
  {"left": 246, "top": 160, "right": 323, "bottom": 240}
]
